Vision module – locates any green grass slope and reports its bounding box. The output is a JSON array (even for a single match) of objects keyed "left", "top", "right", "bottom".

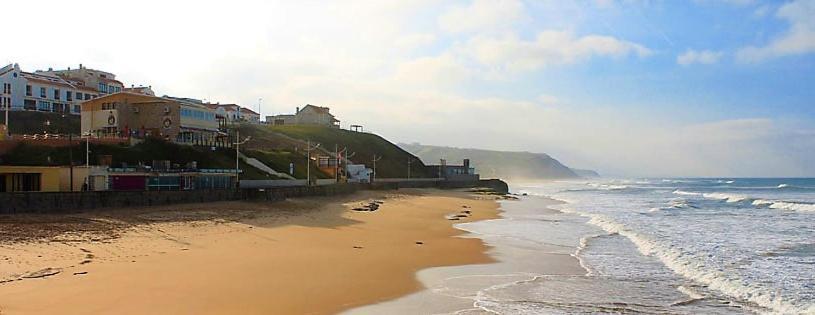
[
  {"left": 239, "top": 124, "right": 432, "bottom": 178},
  {"left": 0, "top": 138, "right": 273, "bottom": 180},
  {"left": 4, "top": 111, "right": 80, "bottom": 135}
]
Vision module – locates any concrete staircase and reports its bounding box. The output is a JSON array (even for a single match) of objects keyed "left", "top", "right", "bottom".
[{"left": 239, "top": 152, "right": 296, "bottom": 180}]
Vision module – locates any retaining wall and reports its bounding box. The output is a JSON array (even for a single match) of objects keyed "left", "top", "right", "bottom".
[{"left": 0, "top": 179, "right": 509, "bottom": 214}]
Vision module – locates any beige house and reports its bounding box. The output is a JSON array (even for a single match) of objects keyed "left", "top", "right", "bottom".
[
  {"left": 266, "top": 104, "right": 339, "bottom": 128},
  {"left": 81, "top": 92, "right": 222, "bottom": 145}
]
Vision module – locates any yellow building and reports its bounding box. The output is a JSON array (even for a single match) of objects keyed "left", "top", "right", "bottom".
[{"left": 0, "top": 166, "right": 89, "bottom": 192}]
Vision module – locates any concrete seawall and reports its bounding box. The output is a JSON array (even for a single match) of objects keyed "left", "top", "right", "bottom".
[{"left": 0, "top": 179, "right": 509, "bottom": 214}]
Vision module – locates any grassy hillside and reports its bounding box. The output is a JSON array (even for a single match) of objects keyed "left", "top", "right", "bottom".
[
  {"left": 0, "top": 139, "right": 273, "bottom": 180},
  {"left": 400, "top": 143, "right": 584, "bottom": 180},
  {"left": 239, "top": 124, "right": 433, "bottom": 178},
  {"left": 0, "top": 121, "right": 437, "bottom": 180},
  {"left": 4, "top": 111, "right": 80, "bottom": 135}
]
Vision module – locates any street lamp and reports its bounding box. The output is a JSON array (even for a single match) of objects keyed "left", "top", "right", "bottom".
[
  {"left": 233, "top": 130, "right": 251, "bottom": 190},
  {"left": 82, "top": 131, "right": 91, "bottom": 191},
  {"left": 372, "top": 155, "right": 382, "bottom": 182},
  {"left": 257, "top": 98, "right": 262, "bottom": 122},
  {"left": 305, "top": 140, "right": 321, "bottom": 186}
]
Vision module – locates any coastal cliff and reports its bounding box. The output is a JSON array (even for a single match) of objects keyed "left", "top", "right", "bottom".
[{"left": 400, "top": 143, "right": 596, "bottom": 180}]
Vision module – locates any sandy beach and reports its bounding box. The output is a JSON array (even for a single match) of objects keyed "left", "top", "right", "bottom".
[{"left": 0, "top": 189, "right": 501, "bottom": 314}]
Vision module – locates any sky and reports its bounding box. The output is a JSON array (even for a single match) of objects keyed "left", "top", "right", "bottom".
[{"left": 3, "top": 0, "right": 814, "bottom": 177}]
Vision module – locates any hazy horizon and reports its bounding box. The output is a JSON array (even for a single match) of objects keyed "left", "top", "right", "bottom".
[{"left": 5, "top": 0, "right": 814, "bottom": 177}]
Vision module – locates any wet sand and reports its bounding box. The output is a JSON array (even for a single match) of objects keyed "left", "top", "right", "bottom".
[{"left": 0, "top": 189, "right": 499, "bottom": 314}]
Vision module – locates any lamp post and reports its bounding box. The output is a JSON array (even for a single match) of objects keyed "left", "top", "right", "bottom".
[
  {"left": 233, "top": 130, "right": 251, "bottom": 190},
  {"left": 257, "top": 98, "right": 262, "bottom": 122},
  {"left": 372, "top": 155, "right": 382, "bottom": 182},
  {"left": 4, "top": 98, "right": 8, "bottom": 138},
  {"left": 83, "top": 131, "right": 91, "bottom": 191},
  {"left": 305, "top": 140, "right": 320, "bottom": 186},
  {"left": 336, "top": 146, "right": 348, "bottom": 182}
]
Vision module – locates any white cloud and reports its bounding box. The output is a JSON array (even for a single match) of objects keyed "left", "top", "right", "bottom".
[
  {"left": 393, "top": 54, "right": 473, "bottom": 88},
  {"left": 537, "top": 94, "right": 562, "bottom": 106},
  {"left": 677, "top": 49, "right": 724, "bottom": 65},
  {"left": 463, "top": 31, "right": 652, "bottom": 72},
  {"left": 394, "top": 33, "right": 437, "bottom": 50},
  {"left": 438, "top": 0, "right": 526, "bottom": 34},
  {"left": 737, "top": 0, "right": 815, "bottom": 62}
]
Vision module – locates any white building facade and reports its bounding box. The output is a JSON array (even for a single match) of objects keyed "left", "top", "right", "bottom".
[{"left": 0, "top": 63, "right": 106, "bottom": 115}]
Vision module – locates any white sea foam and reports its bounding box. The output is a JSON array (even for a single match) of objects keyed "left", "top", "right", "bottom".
[
  {"left": 588, "top": 183, "right": 628, "bottom": 191},
  {"left": 673, "top": 190, "right": 702, "bottom": 196},
  {"left": 777, "top": 184, "right": 790, "bottom": 189},
  {"left": 702, "top": 192, "right": 748, "bottom": 203},
  {"left": 752, "top": 199, "right": 815, "bottom": 213},
  {"left": 557, "top": 208, "right": 814, "bottom": 314}
]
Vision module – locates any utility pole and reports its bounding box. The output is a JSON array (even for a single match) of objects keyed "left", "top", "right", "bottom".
[
  {"left": 4, "top": 97, "right": 8, "bottom": 138},
  {"left": 305, "top": 140, "right": 320, "bottom": 186},
  {"left": 258, "top": 98, "right": 263, "bottom": 122},
  {"left": 69, "top": 134, "right": 74, "bottom": 191},
  {"left": 372, "top": 155, "right": 382, "bottom": 182},
  {"left": 336, "top": 146, "right": 348, "bottom": 182},
  {"left": 335, "top": 144, "right": 339, "bottom": 183},
  {"left": 407, "top": 158, "right": 412, "bottom": 179},
  {"left": 233, "top": 130, "right": 251, "bottom": 190},
  {"left": 84, "top": 131, "right": 90, "bottom": 191}
]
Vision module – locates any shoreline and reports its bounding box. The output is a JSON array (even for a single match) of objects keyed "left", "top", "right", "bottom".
[
  {"left": 0, "top": 188, "right": 501, "bottom": 314},
  {"left": 345, "top": 195, "right": 587, "bottom": 314}
]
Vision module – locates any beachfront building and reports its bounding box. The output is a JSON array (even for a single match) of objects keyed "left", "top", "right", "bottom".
[
  {"left": 207, "top": 103, "right": 242, "bottom": 123},
  {"left": 0, "top": 63, "right": 99, "bottom": 115},
  {"left": 39, "top": 64, "right": 124, "bottom": 96},
  {"left": 80, "top": 92, "right": 223, "bottom": 146},
  {"left": 95, "top": 166, "right": 236, "bottom": 191},
  {"left": 425, "top": 159, "right": 479, "bottom": 181},
  {"left": 0, "top": 165, "right": 91, "bottom": 192},
  {"left": 205, "top": 103, "right": 260, "bottom": 124},
  {"left": 240, "top": 107, "right": 261, "bottom": 123},
  {"left": 124, "top": 85, "right": 155, "bottom": 96},
  {"left": 346, "top": 164, "right": 372, "bottom": 183},
  {"left": 266, "top": 104, "right": 340, "bottom": 128}
]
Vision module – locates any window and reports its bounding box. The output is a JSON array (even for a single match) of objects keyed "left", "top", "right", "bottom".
[
  {"left": 54, "top": 89, "right": 60, "bottom": 100},
  {"left": 37, "top": 100, "right": 51, "bottom": 111},
  {"left": 85, "top": 94, "right": 92, "bottom": 100},
  {"left": 2, "top": 83, "right": 10, "bottom": 94},
  {"left": 26, "top": 85, "right": 32, "bottom": 96},
  {"left": 40, "top": 87, "right": 46, "bottom": 98},
  {"left": 76, "top": 92, "right": 83, "bottom": 100},
  {"left": 67, "top": 91, "right": 73, "bottom": 101},
  {"left": 73, "top": 105, "right": 81, "bottom": 113},
  {"left": 101, "top": 102, "right": 117, "bottom": 110},
  {"left": 98, "top": 83, "right": 107, "bottom": 93}
]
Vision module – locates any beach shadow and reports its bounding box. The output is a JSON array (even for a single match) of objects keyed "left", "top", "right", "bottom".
[{"left": 0, "top": 191, "right": 414, "bottom": 244}]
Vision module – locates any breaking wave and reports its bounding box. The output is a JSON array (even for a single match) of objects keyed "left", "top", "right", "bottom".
[
  {"left": 673, "top": 190, "right": 702, "bottom": 196},
  {"left": 559, "top": 208, "right": 814, "bottom": 314},
  {"left": 752, "top": 199, "right": 815, "bottom": 213},
  {"left": 702, "top": 193, "right": 749, "bottom": 203}
]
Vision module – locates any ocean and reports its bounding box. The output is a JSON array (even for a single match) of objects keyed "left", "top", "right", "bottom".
[{"left": 347, "top": 178, "right": 815, "bottom": 314}]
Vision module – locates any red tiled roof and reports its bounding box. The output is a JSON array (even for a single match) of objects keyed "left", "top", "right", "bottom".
[
  {"left": 303, "top": 104, "right": 331, "bottom": 114},
  {"left": 239, "top": 107, "right": 259, "bottom": 115}
]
